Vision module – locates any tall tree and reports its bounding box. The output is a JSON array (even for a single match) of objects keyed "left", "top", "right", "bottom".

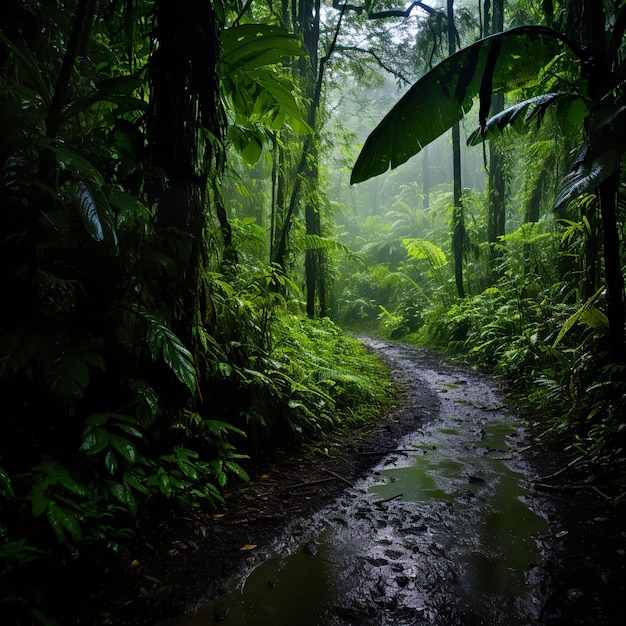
[
  {"left": 148, "top": 0, "right": 230, "bottom": 343},
  {"left": 448, "top": 0, "right": 465, "bottom": 298},
  {"left": 485, "top": 0, "right": 505, "bottom": 271}
]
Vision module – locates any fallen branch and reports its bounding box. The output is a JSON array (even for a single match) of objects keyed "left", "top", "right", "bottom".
[
  {"left": 532, "top": 482, "right": 611, "bottom": 501},
  {"left": 322, "top": 468, "right": 354, "bottom": 487},
  {"left": 536, "top": 455, "right": 584, "bottom": 482}
]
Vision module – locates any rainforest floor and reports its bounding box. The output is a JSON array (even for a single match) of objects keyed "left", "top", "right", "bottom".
[{"left": 92, "top": 342, "right": 625, "bottom": 626}]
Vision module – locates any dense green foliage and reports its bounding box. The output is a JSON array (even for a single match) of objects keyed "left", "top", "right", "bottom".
[
  {"left": 338, "top": 0, "right": 626, "bottom": 484},
  {"left": 0, "top": 1, "right": 393, "bottom": 623}
]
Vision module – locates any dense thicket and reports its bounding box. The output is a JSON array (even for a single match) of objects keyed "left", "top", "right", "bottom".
[{"left": 0, "top": 2, "right": 393, "bottom": 623}]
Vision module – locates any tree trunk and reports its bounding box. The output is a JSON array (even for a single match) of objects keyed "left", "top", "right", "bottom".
[
  {"left": 583, "top": 0, "right": 626, "bottom": 363},
  {"left": 448, "top": 0, "right": 464, "bottom": 299},
  {"left": 422, "top": 144, "right": 430, "bottom": 210},
  {"left": 39, "top": 0, "right": 96, "bottom": 184},
  {"left": 486, "top": 0, "right": 505, "bottom": 274},
  {"left": 148, "top": 0, "right": 228, "bottom": 332}
]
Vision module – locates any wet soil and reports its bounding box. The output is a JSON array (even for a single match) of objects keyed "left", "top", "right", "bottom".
[{"left": 113, "top": 341, "right": 625, "bottom": 625}]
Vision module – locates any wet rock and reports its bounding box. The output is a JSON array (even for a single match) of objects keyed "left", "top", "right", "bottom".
[
  {"left": 468, "top": 475, "right": 485, "bottom": 484},
  {"left": 303, "top": 541, "right": 318, "bottom": 556},
  {"left": 395, "top": 575, "right": 410, "bottom": 588}
]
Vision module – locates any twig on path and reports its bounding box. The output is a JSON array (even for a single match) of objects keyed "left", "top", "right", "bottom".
[
  {"left": 374, "top": 493, "right": 403, "bottom": 506},
  {"left": 286, "top": 476, "right": 337, "bottom": 490},
  {"left": 322, "top": 468, "right": 354, "bottom": 487},
  {"left": 357, "top": 449, "right": 418, "bottom": 456}
]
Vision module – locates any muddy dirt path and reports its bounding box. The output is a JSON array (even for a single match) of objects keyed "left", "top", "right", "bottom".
[{"left": 162, "top": 340, "right": 625, "bottom": 626}]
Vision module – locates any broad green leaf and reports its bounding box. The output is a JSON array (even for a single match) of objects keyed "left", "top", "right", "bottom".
[
  {"left": 220, "top": 24, "right": 304, "bottom": 71},
  {"left": 351, "top": 26, "right": 568, "bottom": 184},
  {"left": 58, "top": 473, "right": 88, "bottom": 497},
  {"left": 142, "top": 313, "right": 196, "bottom": 393},
  {"left": 205, "top": 419, "right": 246, "bottom": 437},
  {"left": 552, "top": 287, "right": 606, "bottom": 348},
  {"left": 160, "top": 330, "right": 196, "bottom": 394},
  {"left": 253, "top": 69, "right": 311, "bottom": 132},
  {"left": 47, "top": 502, "right": 82, "bottom": 543},
  {"left": 48, "top": 355, "right": 90, "bottom": 402},
  {"left": 114, "top": 423, "right": 143, "bottom": 439},
  {"left": 110, "top": 435, "right": 137, "bottom": 464},
  {"left": 224, "top": 460, "right": 250, "bottom": 482},
  {"left": 128, "top": 379, "right": 159, "bottom": 428},
  {"left": 123, "top": 472, "right": 149, "bottom": 495},
  {"left": 60, "top": 74, "right": 145, "bottom": 122},
  {"left": 178, "top": 462, "right": 199, "bottom": 480},
  {"left": 157, "top": 469, "right": 172, "bottom": 497},
  {"left": 579, "top": 307, "right": 609, "bottom": 329},
  {"left": 85, "top": 413, "right": 112, "bottom": 427},
  {"left": 240, "top": 132, "right": 263, "bottom": 165},
  {"left": 110, "top": 482, "right": 138, "bottom": 516},
  {"left": 80, "top": 426, "right": 110, "bottom": 455}
]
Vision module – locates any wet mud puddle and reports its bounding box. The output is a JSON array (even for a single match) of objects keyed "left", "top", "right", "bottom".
[{"left": 173, "top": 341, "right": 548, "bottom": 625}]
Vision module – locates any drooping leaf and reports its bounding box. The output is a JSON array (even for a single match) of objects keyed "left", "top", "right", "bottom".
[
  {"left": 0, "top": 31, "right": 52, "bottom": 108},
  {"left": 142, "top": 313, "right": 197, "bottom": 394},
  {"left": 37, "top": 137, "right": 105, "bottom": 186},
  {"left": 75, "top": 181, "right": 120, "bottom": 251},
  {"left": 80, "top": 426, "right": 110, "bottom": 455},
  {"left": 105, "top": 450, "right": 118, "bottom": 475},
  {"left": 110, "top": 481, "right": 138, "bottom": 516},
  {"left": 128, "top": 379, "right": 159, "bottom": 428},
  {"left": 109, "top": 434, "right": 137, "bottom": 464},
  {"left": 60, "top": 74, "right": 146, "bottom": 123},
  {"left": 220, "top": 24, "right": 305, "bottom": 72},
  {"left": 554, "top": 150, "right": 617, "bottom": 210},
  {"left": 224, "top": 460, "right": 250, "bottom": 482},
  {"left": 238, "top": 129, "right": 264, "bottom": 165},
  {"left": 552, "top": 287, "right": 607, "bottom": 348},
  {"left": 351, "top": 26, "right": 569, "bottom": 184},
  {"left": 467, "top": 92, "right": 570, "bottom": 146},
  {"left": 48, "top": 354, "right": 90, "bottom": 403},
  {"left": 46, "top": 502, "right": 82, "bottom": 543}
]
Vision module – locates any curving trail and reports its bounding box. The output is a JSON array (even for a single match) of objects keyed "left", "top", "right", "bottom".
[{"left": 170, "top": 341, "right": 624, "bottom": 626}]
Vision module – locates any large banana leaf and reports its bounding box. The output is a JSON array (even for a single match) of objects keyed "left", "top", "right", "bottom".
[{"left": 351, "top": 26, "right": 568, "bottom": 184}]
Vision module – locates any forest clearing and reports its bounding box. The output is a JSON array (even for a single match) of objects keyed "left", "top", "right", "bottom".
[{"left": 1, "top": 1, "right": 625, "bottom": 624}]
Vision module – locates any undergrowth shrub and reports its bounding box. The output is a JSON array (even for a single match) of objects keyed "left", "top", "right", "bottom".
[{"left": 413, "top": 282, "right": 625, "bottom": 489}]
